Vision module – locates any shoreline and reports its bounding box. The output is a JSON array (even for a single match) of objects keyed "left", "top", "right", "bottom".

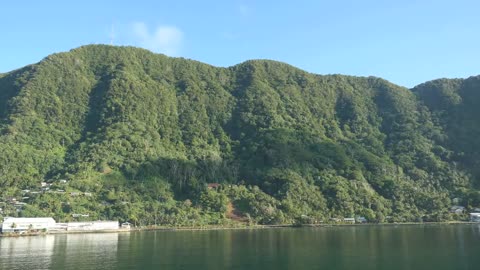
[{"left": 1, "top": 221, "right": 478, "bottom": 237}]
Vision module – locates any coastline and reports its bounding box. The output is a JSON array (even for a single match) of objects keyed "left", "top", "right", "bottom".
[{"left": 1, "top": 221, "right": 477, "bottom": 238}]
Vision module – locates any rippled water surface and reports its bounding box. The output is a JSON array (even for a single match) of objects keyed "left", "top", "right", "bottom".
[{"left": 1, "top": 224, "right": 480, "bottom": 270}]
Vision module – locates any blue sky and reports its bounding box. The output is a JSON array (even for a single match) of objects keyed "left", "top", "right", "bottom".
[{"left": 1, "top": 0, "right": 479, "bottom": 87}]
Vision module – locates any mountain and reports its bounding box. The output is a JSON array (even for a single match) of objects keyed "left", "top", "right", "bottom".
[{"left": 0, "top": 45, "right": 478, "bottom": 225}]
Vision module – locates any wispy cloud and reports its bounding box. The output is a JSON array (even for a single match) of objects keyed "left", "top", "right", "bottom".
[
  {"left": 238, "top": 4, "right": 250, "bottom": 16},
  {"left": 131, "top": 22, "right": 183, "bottom": 56}
]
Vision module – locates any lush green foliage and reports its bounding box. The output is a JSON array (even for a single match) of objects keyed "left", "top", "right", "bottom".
[{"left": 0, "top": 45, "right": 478, "bottom": 225}]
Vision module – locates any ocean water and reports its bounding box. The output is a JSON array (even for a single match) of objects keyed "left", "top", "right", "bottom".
[{"left": 1, "top": 224, "right": 479, "bottom": 270}]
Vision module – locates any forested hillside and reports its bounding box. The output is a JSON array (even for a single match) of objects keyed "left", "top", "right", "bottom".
[{"left": 0, "top": 45, "right": 478, "bottom": 225}]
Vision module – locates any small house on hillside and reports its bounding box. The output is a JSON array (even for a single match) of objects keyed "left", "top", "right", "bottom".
[
  {"left": 121, "top": 222, "right": 132, "bottom": 229},
  {"left": 72, "top": 213, "right": 90, "bottom": 218},
  {"left": 343, "top": 218, "right": 355, "bottom": 224},
  {"left": 356, "top": 216, "right": 367, "bottom": 223},
  {"left": 207, "top": 183, "right": 221, "bottom": 189},
  {"left": 450, "top": 206, "right": 465, "bottom": 214}
]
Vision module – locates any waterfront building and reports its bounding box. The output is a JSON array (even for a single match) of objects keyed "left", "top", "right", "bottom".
[
  {"left": 66, "top": 221, "right": 119, "bottom": 231},
  {"left": 1, "top": 217, "right": 120, "bottom": 233},
  {"left": 1, "top": 217, "right": 56, "bottom": 233},
  {"left": 343, "top": 218, "right": 356, "bottom": 224},
  {"left": 470, "top": 213, "right": 480, "bottom": 222}
]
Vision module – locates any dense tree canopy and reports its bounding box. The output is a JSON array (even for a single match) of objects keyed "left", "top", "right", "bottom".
[{"left": 0, "top": 45, "right": 478, "bottom": 225}]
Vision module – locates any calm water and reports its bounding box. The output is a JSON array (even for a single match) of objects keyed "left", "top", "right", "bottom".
[{"left": 1, "top": 225, "right": 479, "bottom": 270}]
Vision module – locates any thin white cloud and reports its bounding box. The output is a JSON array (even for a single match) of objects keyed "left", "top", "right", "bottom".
[
  {"left": 131, "top": 22, "right": 183, "bottom": 56},
  {"left": 238, "top": 4, "right": 250, "bottom": 16},
  {"left": 238, "top": 4, "right": 249, "bottom": 16}
]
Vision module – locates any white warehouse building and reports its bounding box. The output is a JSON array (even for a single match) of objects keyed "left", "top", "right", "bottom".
[
  {"left": 1, "top": 217, "right": 56, "bottom": 233},
  {"left": 470, "top": 213, "right": 480, "bottom": 222},
  {"left": 1, "top": 217, "right": 122, "bottom": 233},
  {"left": 66, "top": 221, "right": 119, "bottom": 231}
]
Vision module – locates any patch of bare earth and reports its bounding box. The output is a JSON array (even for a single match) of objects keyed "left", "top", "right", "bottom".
[{"left": 226, "top": 202, "right": 248, "bottom": 222}]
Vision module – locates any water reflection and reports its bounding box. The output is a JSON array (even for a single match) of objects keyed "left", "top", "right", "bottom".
[
  {"left": 1, "top": 225, "right": 480, "bottom": 270},
  {"left": 0, "top": 235, "right": 55, "bottom": 270},
  {"left": 472, "top": 223, "right": 480, "bottom": 236},
  {"left": 112, "top": 225, "right": 480, "bottom": 270},
  {"left": 0, "top": 233, "right": 121, "bottom": 270},
  {"left": 52, "top": 233, "right": 119, "bottom": 270}
]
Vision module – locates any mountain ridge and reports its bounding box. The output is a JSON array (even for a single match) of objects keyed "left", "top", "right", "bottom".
[{"left": 0, "top": 44, "right": 478, "bottom": 225}]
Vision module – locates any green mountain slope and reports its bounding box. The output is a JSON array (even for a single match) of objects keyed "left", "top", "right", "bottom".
[
  {"left": 413, "top": 76, "right": 480, "bottom": 186},
  {"left": 0, "top": 45, "right": 478, "bottom": 225}
]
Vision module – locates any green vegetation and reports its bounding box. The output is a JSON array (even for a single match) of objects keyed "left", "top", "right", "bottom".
[{"left": 0, "top": 45, "right": 478, "bottom": 226}]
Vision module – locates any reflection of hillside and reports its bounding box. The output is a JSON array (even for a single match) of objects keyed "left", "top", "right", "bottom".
[
  {"left": 0, "top": 235, "right": 55, "bottom": 269},
  {"left": 473, "top": 224, "right": 480, "bottom": 235},
  {"left": 2, "top": 226, "right": 480, "bottom": 269},
  {"left": 50, "top": 233, "right": 119, "bottom": 269},
  {"left": 0, "top": 233, "right": 121, "bottom": 270}
]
